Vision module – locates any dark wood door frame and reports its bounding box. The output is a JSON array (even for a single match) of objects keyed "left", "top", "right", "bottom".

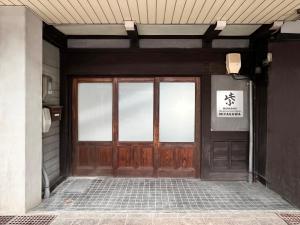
[
  {"left": 72, "top": 77, "right": 114, "bottom": 176},
  {"left": 72, "top": 76, "right": 201, "bottom": 177}
]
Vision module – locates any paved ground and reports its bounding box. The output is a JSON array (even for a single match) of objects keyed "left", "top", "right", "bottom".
[
  {"left": 35, "top": 177, "right": 294, "bottom": 212},
  {"left": 25, "top": 177, "right": 300, "bottom": 224},
  {"left": 30, "top": 211, "right": 299, "bottom": 225}
]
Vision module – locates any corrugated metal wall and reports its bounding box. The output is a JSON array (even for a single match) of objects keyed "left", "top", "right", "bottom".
[{"left": 42, "top": 41, "right": 60, "bottom": 184}]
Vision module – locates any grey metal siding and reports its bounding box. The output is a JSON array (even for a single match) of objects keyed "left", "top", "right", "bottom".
[{"left": 42, "top": 41, "right": 60, "bottom": 184}]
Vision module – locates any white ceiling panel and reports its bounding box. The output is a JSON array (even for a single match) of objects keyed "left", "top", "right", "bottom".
[
  {"left": 212, "top": 0, "right": 236, "bottom": 23},
  {"left": 87, "top": 0, "right": 109, "bottom": 23},
  {"left": 172, "top": 0, "right": 187, "bottom": 24},
  {"left": 195, "top": 1, "right": 216, "bottom": 23},
  {"left": 203, "top": 0, "right": 226, "bottom": 23},
  {"left": 0, "top": 0, "right": 299, "bottom": 25},
  {"left": 164, "top": 0, "right": 177, "bottom": 24},
  {"left": 106, "top": 0, "right": 124, "bottom": 23},
  {"left": 265, "top": 0, "right": 300, "bottom": 23},
  {"left": 187, "top": 0, "right": 206, "bottom": 23},
  {"left": 179, "top": 0, "right": 196, "bottom": 24},
  {"left": 136, "top": 0, "right": 148, "bottom": 24},
  {"left": 227, "top": 0, "right": 256, "bottom": 23},
  {"left": 156, "top": 0, "right": 167, "bottom": 24},
  {"left": 116, "top": 0, "right": 132, "bottom": 21},
  {"left": 127, "top": 0, "right": 141, "bottom": 23},
  {"left": 147, "top": 0, "right": 156, "bottom": 24}
]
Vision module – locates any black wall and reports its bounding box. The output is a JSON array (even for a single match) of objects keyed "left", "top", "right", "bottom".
[{"left": 266, "top": 41, "right": 300, "bottom": 208}]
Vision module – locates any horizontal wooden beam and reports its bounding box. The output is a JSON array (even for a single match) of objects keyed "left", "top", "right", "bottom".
[
  {"left": 43, "top": 23, "right": 67, "bottom": 49},
  {"left": 250, "top": 24, "right": 276, "bottom": 40},
  {"left": 67, "top": 34, "right": 249, "bottom": 40}
]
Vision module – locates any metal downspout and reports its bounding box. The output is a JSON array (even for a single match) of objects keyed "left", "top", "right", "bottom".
[{"left": 248, "top": 80, "right": 254, "bottom": 183}]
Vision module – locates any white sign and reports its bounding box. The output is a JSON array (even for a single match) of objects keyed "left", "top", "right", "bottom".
[{"left": 217, "top": 90, "right": 243, "bottom": 117}]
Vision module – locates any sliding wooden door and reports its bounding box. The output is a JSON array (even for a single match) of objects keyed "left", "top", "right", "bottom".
[
  {"left": 116, "top": 78, "right": 155, "bottom": 176},
  {"left": 157, "top": 78, "right": 201, "bottom": 177},
  {"left": 72, "top": 77, "right": 200, "bottom": 177},
  {"left": 72, "top": 78, "right": 114, "bottom": 176}
]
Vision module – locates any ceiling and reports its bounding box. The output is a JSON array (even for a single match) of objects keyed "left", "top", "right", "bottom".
[{"left": 0, "top": 0, "right": 299, "bottom": 35}]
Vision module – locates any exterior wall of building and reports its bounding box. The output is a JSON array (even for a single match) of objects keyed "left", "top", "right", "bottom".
[
  {"left": 266, "top": 41, "right": 300, "bottom": 208},
  {"left": 43, "top": 41, "right": 60, "bottom": 185},
  {"left": 0, "top": 6, "right": 42, "bottom": 213},
  {"left": 60, "top": 48, "right": 251, "bottom": 180}
]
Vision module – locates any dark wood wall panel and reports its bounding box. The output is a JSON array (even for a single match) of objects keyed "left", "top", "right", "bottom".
[
  {"left": 77, "top": 144, "right": 94, "bottom": 169},
  {"left": 118, "top": 147, "right": 131, "bottom": 167},
  {"left": 210, "top": 141, "right": 248, "bottom": 172},
  {"left": 74, "top": 143, "right": 113, "bottom": 176},
  {"left": 212, "top": 142, "right": 229, "bottom": 170},
  {"left": 158, "top": 145, "right": 195, "bottom": 177},
  {"left": 266, "top": 42, "right": 300, "bottom": 208},
  {"left": 117, "top": 144, "right": 154, "bottom": 176},
  {"left": 158, "top": 148, "right": 176, "bottom": 168},
  {"left": 177, "top": 148, "right": 193, "bottom": 168},
  {"left": 95, "top": 146, "right": 113, "bottom": 167},
  {"left": 117, "top": 145, "right": 153, "bottom": 169},
  {"left": 231, "top": 141, "right": 248, "bottom": 170},
  {"left": 62, "top": 49, "right": 250, "bottom": 76},
  {"left": 140, "top": 147, "right": 153, "bottom": 167},
  {"left": 253, "top": 78, "right": 268, "bottom": 182}
]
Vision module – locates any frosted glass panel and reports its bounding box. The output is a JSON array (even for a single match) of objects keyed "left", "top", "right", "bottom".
[
  {"left": 119, "top": 83, "right": 153, "bottom": 141},
  {"left": 159, "top": 83, "right": 195, "bottom": 142},
  {"left": 78, "top": 83, "right": 112, "bottom": 141}
]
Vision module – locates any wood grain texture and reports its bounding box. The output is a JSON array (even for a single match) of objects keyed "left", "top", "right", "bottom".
[{"left": 72, "top": 76, "right": 200, "bottom": 177}]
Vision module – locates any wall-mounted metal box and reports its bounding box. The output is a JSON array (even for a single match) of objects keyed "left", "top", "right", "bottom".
[{"left": 47, "top": 106, "right": 63, "bottom": 121}]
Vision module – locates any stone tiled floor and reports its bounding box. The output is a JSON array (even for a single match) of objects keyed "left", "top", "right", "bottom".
[
  {"left": 34, "top": 177, "right": 294, "bottom": 212},
  {"left": 29, "top": 211, "right": 299, "bottom": 225}
]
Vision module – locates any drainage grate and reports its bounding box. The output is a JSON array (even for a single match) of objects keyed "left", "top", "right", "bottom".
[
  {"left": 279, "top": 213, "right": 300, "bottom": 225},
  {"left": 8, "top": 215, "right": 56, "bottom": 225},
  {"left": 0, "top": 216, "right": 15, "bottom": 225}
]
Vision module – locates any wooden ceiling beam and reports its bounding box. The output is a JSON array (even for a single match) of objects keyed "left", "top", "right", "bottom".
[
  {"left": 125, "top": 22, "right": 139, "bottom": 48},
  {"left": 202, "top": 22, "right": 225, "bottom": 48},
  {"left": 43, "top": 23, "right": 67, "bottom": 49},
  {"left": 250, "top": 23, "right": 277, "bottom": 40}
]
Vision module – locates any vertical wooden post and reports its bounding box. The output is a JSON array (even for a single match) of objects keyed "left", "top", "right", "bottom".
[
  {"left": 195, "top": 77, "right": 201, "bottom": 178},
  {"left": 153, "top": 77, "right": 159, "bottom": 177},
  {"left": 71, "top": 78, "right": 78, "bottom": 175},
  {"left": 112, "top": 78, "right": 118, "bottom": 176}
]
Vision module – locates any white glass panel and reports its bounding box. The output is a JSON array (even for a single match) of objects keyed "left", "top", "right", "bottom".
[
  {"left": 78, "top": 83, "right": 112, "bottom": 141},
  {"left": 119, "top": 83, "right": 153, "bottom": 141},
  {"left": 159, "top": 82, "right": 195, "bottom": 142}
]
